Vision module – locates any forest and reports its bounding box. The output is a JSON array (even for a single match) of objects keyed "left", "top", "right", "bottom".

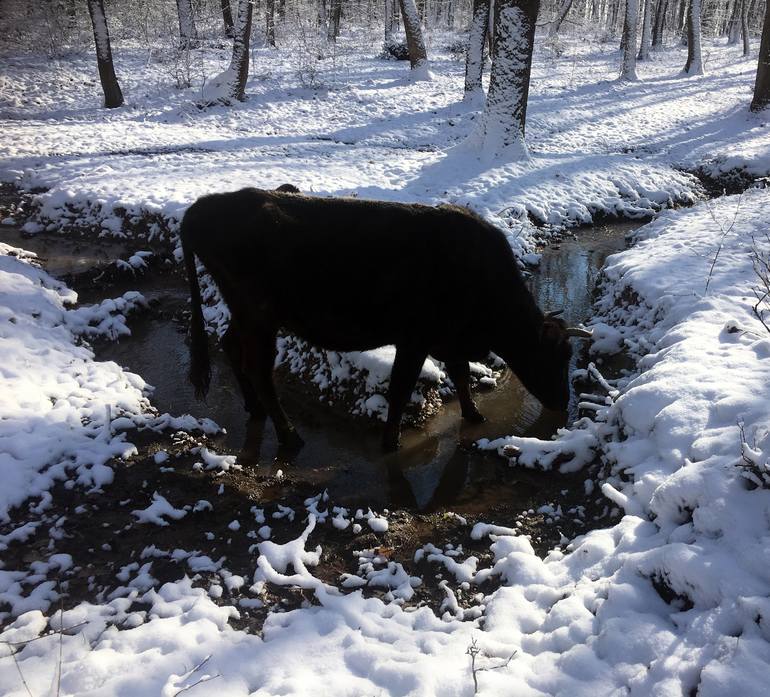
[{"left": 1, "top": 0, "right": 770, "bottom": 695}]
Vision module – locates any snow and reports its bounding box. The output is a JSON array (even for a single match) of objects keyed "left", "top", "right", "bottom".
[{"left": 2, "top": 26, "right": 770, "bottom": 697}]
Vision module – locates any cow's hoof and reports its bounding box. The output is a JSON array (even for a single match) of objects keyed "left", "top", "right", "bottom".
[{"left": 462, "top": 409, "right": 486, "bottom": 424}]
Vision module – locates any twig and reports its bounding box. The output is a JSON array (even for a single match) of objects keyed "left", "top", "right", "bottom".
[
  {"left": 0, "top": 622, "right": 88, "bottom": 648},
  {"left": 466, "top": 637, "right": 517, "bottom": 694},
  {"left": 704, "top": 193, "right": 742, "bottom": 293},
  {"left": 10, "top": 649, "right": 35, "bottom": 697},
  {"left": 171, "top": 654, "right": 222, "bottom": 697}
]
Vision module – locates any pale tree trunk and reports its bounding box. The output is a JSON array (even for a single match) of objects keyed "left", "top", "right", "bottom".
[
  {"left": 398, "top": 0, "right": 430, "bottom": 77},
  {"left": 652, "top": 0, "right": 667, "bottom": 49},
  {"left": 465, "top": 0, "right": 490, "bottom": 96},
  {"left": 385, "top": 0, "right": 398, "bottom": 40},
  {"left": 221, "top": 0, "right": 235, "bottom": 38},
  {"left": 620, "top": 0, "right": 639, "bottom": 80},
  {"left": 86, "top": 0, "right": 123, "bottom": 108},
  {"left": 478, "top": 0, "right": 540, "bottom": 157},
  {"left": 638, "top": 0, "right": 652, "bottom": 59},
  {"left": 176, "top": 0, "right": 198, "bottom": 48},
  {"left": 727, "top": 0, "right": 741, "bottom": 44},
  {"left": 328, "top": 0, "right": 342, "bottom": 40},
  {"left": 266, "top": 0, "right": 276, "bottom": 46},
  {"left": 742, "top": 0, "right": 751, "bottom": 56},
  {"left": 684, "top": 0, "right": 704, "bottom": 74},
  {"left": 751, "top": 0, "right": 770, "bottom": 110},
  {"left": 549, "top": 0, "right": 573, "bottom": 35},
  {"left": 228, "top": 0, "right": 254, "bottom": 101},
  {"left": 317, "top": 0, "right": 328, "bottom": 32},
  {"left": 488, "top": 0, "right": 496, "bottom": 56}
]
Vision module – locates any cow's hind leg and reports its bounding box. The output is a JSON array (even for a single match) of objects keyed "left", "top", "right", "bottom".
[
  {"left": 221, "top": 325, "right": 262, "bottom": 416},
  {"left": 240, "top": 328, "right": 303, "bottom": 449},
  {"left": 445, "top": 360, "right": 485, "bottom": 423},
  {"left": 383, "top": 346, "right": 428, "bottom": 452}
]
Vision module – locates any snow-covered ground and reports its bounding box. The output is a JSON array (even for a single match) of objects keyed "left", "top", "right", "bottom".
[{"left": 2, "top": 29, "right": 770, "bottom": 697}]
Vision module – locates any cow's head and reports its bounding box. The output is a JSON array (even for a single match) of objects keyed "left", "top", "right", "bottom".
[{"left": 501, "top": 311, "right": 592, "bottom": 412}]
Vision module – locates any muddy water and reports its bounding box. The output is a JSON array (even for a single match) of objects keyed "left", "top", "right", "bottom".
[{"left": 0, "top": 219, "right": 636, "bottom": 512}]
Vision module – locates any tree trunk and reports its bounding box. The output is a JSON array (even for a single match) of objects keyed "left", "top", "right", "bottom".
[
  {"left": 638, "top": 0, "right": 652, "bottom": 59},
  {"left": 221, "top": 0, "right": 235, "bottom": 38},
  {"left": 727, "top": 0, "right": 741, "bottom": 44},
  {"left": 751, "top": 0, "right": 770, "bottom": 110},
  {"left": 684, "top": 0, "right": 704, "bottom": 74},
  {"left": 480, "top": 0, "right": 540, "bottom": 155},
  {"left": 328, "top": 0, "right": 342, "bottom": 40},
  {"left": 742, "top": 0, "right": 751, "bottom": 56},
  {"left": 652, "top": 0, "right": 667, "bottom": 49},
  {"left": 266, "top": 0, "right": 276, "bottom": 46},
  {"left": 176, "top": 0, "right": 198, "bottom": 48},
  {"left": 86, "top": 0, "right": 123, "bottom": 108},
  {"left": 230, "top": 0, "right": 254, "bottom": 101},
  {"left": 620, "top": 0, "right": 639, "bottom": 80},
  {"left": 278, "top": 0, "right": 286, "bottom": 21},
  {"left": 465, "top": 0, "right": 491, "bottom": 95},
  {"left": 385, "top": 0, "right": 398, "bottom": 40},
  {"left": 549, "top": 0, "right": 573, "bottom": 35},
  {"left": 398, "top": 0, "right": 430, "bottom": 76},
  {"left": 488, "top": 0, "right": 496, "bottom": 55}
]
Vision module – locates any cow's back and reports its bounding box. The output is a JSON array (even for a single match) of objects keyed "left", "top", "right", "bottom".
[{"left": 182, "top": 189, "right": 524, "bottom": 353}]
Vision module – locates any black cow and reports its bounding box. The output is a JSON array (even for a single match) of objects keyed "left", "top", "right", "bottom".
[{"left": 180, "top": 188, "right": 590, "bottom": 451}]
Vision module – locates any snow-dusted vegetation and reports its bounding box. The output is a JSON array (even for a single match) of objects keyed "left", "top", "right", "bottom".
[{"left": 1, "top": 0, "right": 770, "bottom": 695}]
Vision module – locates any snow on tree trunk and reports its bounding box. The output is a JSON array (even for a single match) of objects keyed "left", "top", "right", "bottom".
[
  {"left": 742, "top": 0, "right": 751, "bottom": 56},
  {"left": 86, "top": 0, "right": 123, "bottom": 109},
  {"left": 476, "top": 0, "right": 540, "bottom": 159},
  {"left": 221, "top": 0, "right": 235, "bottom": 38},
  {"left": 398, "top": 0, "right": 430, "bottom": 78},
  {"left": 751, "top": 0, "right": 770, "bottom": 110},
  {"left": 549, "top": 0, "right": 573, "bottom": 36},
  {"left": 620, "top": 0, "right": 639, "bottom": 80},
  {"left": 266, "top": 0, "right": 276, "bottom": 47},
  {"left": 684, "top": 0, "right": 704, "bottom": 75},
  {"left": 385, "top": 0, "right": 398, "bottom": 40},
  {"left": 638, "top": 0, "right": 652, "bottom": 59},
  {"left": 727, "top": 0, "right": 741, "bottom": 45},
  {"left": 176, "top": 0, "right": 198, "bottom": 48},
  {"left": 464, "top": 0, "right": 490, "bottom": 97},
  {"left": 201, "top": 0, "right": 253, "bottom": 105},
  {"left": 652, "top": 0, "right": 668, "bottom": 49}
]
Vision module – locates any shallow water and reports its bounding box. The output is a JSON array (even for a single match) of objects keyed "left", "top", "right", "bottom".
[{"left": 0, "top": 219, "right": 636, "bottom": 511}]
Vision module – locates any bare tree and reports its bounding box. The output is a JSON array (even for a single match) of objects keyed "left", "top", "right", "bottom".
[
  {"left": 86, "top": 0, "right": 123, "bottom": 108},
  {"left": 202, "top": 0, "right": 254, "bottom": 104},
  {"left": 385, "top": 0, "right": 399, "bottom": 41},
  {"left": 221, "top": 0, "right": 235, "bottom": 38},
  {"left": 727, "top": 0, "right": 741, "bottom": 44},
  {"left": 683, "top": 0, "right": 704, "bottom": 75},
  {"left": 652, "top": 0, "right": 668, "bottom": 49},
  {"left": 620, "top": 0, "right": 639, "bottom": 80},
  {"left": 751, "top": 0, "right": 770, "bottom": 111},
  {"left": 549, "top": 0, "right": 574, "bottom": 35},
  {"left": 176, "top": 0, "right": 198, "bottom": 48},
  {"left": 477, "top": 0, "right": 540, "bottom": 157},
  {"left": 328, "top": 0, "right": 342, "bottom": 40},
  {"left": 398, "top": 0, "right": 430, "bottom": 77},
  {"left": 266, "top": 0, "right": 276, "bottom": 46},
  {"left": 638, "top": 0, "right": 652, "bottom": 59},
  {"left": 465, "top": 0, "right": 491, "bottom": 96},
  {"left": 742, "top": 0, "right": 751, "bottom": 56}
]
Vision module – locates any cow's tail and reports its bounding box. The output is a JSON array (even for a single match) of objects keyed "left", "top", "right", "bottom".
[{"left": 181, "top": 214, "right": 211, "bottom": 400}]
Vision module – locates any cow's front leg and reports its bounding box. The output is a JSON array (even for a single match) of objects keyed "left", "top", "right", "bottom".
[
  {"left": 241, "top": 328, "right": 304, "bottom": 449},
  {"left": 445, "top": 360, "right": 486, "bottom": 423},
  {"left": 383, "top": 346, "right": 428, "bottom": 452}
]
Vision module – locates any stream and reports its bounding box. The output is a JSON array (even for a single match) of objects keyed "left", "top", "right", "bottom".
[{"left": 0, "top": 216, "right": 638, "bottom": 513}]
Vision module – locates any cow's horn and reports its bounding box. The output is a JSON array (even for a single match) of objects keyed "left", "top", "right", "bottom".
[
  {"left": 546, "top": 309, "right": 564, "bottom": 318},
  {"left": 566, "top": 326, "right": 593, "bottom": 339}
]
